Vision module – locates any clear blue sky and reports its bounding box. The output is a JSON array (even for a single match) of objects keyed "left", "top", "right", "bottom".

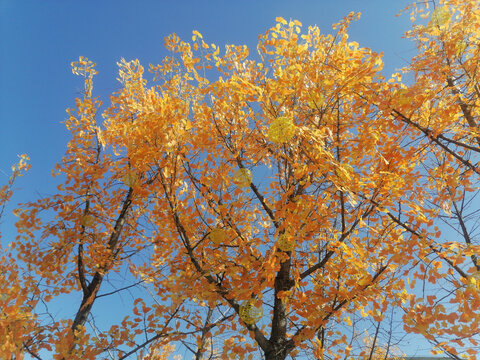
[{"left": 2, "top": 0, "right": 435, "bottom": 357}]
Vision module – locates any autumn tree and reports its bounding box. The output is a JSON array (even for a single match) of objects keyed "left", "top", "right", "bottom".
[
  {"left": 389, "top": 1, "right": 480, "bottom": 357},
  {"left": 3, "top": 0, "right": 480, "bottom": 359}
]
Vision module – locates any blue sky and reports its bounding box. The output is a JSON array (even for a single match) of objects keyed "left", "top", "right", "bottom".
[{"left": 1, "top": 0, "right": 435, "bottom": 357}]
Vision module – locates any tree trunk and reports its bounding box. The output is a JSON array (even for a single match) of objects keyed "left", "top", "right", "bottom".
[{"left": 265, "top": 345, "right": 289, "bottom": 360}]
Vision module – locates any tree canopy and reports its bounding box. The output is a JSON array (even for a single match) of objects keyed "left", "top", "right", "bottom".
[{"left": 2, "top": 0, "right": 480, "bottom": 359}]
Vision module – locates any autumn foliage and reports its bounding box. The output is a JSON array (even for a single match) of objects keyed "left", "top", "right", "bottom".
[{"left": 2, "top": 0, "right": 480, "bottom": 359}]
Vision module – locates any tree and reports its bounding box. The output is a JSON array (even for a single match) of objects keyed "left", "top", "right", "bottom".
[
  {"left": 390, "top": 1, "right": 480, "bottom": 357},
  {"left": 2, "top": 0, "right": 480, "bottom": 359}
]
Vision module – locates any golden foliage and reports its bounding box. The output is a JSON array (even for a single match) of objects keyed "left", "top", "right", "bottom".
[{"left": 3, "top": 1, "right": 480, "bottom": 358}]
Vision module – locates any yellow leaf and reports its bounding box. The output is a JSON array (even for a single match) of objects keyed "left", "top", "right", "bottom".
[
  {"left": 81, "top": 215, "right": 94, "bottom": 227},
  {"left": 209, "top": 228, "right": 226, "bottom": 245},
  {"left": 233, "top": 169, "right": 252, "bottom": 188},
  {"left": 358, "top": 276, "right": 370, "bottom": 287},
  {"left": 267, "top": 116, "right": 296, "bottom": 144},
  {"left": 239, "top": 301, "right": 263, "bottom": 325},
  {"left": 192, "top": 30, "right": 203, "bottom": 39},
  {"left": 430, "top": 6, "right": 450, "bottom": 27},
  {"left": 277, "top": 233, "right": 295, "bottom": 252},
  {"left": 122, "top": 172, "right": 137, "bottom": 187}
]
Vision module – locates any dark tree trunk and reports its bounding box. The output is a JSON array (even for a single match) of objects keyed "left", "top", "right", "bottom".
[{"left": 265, "top": 345, "right": 289, "bottom": 360}]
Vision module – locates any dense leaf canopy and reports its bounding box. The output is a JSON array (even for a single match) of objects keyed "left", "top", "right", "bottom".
[{"left": 2, "top": 1, "right": 480, "bottom": 359}]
